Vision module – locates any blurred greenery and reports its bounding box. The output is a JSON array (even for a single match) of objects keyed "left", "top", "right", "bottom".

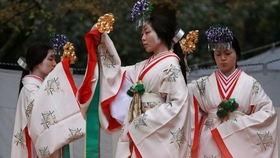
[{"left": 0, "top": 0, "right": 279, "bottom": 73}]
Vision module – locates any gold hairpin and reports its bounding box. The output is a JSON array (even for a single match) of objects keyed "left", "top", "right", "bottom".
[
  {"left": 180, "top": 30, "right": 199, "bottom": 55},
  {"left": 61, "top": 42, "right": 77, "bottom": 64}
]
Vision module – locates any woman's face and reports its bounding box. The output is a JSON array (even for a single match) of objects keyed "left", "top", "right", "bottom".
[
  {"left": 37, "top": 49, "right": 56, "bottom": 78},
  {"left": 141, "top": 23, "right": 162, "bottom": 53},
  {"left": 214, "top": 48, "right": 238, "bottom": 76}
]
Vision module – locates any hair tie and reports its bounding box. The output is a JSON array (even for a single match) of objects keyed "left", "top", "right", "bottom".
[
  {"left": 172, "top": 29, "right": 185, "bottom": 45},
  {"left": 17, "top": 57, "right": 29, "bottom": 70}
]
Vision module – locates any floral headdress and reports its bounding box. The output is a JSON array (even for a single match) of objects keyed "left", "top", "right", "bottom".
[
  {"left": 131, "top": 0, "right": 153, "bottom": 29},
  {"left": 50, "top": 33, "right": 77, "bottom": 64},
  {"left": 50, "top": 33, "right": 68, "bottom": 55},
  {"left": 205, "top": 25, "right": 233, "bottom": 51}
]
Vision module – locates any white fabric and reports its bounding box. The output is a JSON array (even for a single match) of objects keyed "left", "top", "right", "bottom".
[
  {"left": 189, "top": 70, "right": 278, "bottom": 158},
  {"left": 208, "top": 109, "right": 245, "bottom": 120},
  {"left": 11, "top": 62, "right": 86, "bottom": 158},
  {"left": 141, "top": 92, "right": 164, "bottom": 102},
  {"left": 2, "top": 46, "right": 280, "bottom": 158},
  {"left": 98, "top": 33, "right": 192, "bottom": 158},
  {"left": 29, "top": 62, "right": 86, "bottom": 157},
  {"left": 1, "top": 68, "right": 113, "bottom": 158},
  {"left": 188, "top": 46, "right": 280, "bottom": 107},
  {"left": 110, "top": 75, "right": 133, "bottom": 124},
  {"left": 11, "top": 74, "right": 42, "bottom": 158}
]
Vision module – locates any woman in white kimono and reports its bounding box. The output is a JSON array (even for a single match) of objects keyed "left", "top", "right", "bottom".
[
  {"left": 11, "top": 42, "right": 57, "bottom": 158},
  {"left": 189, "top": 25, "right": 278, "bottom": 158},
  {"left": 87, "top": 13, "right": 192, "bottom": 157},
  {"left": 11, "top": 40, "right": 86, "bottom": 158}
]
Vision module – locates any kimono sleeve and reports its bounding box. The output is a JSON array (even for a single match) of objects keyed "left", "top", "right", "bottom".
[
  {"left": 98, "top": 33, "right": 128, "bottom": 132},
  {"left": 188, "top": 76, "right": 209, "bottom": 157}
]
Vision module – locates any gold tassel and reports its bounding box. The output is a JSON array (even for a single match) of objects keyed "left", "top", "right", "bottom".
[
  {"left": 129, "top": 96, "right": 135, "bottom": 123},
  {"left": 129, "top": 93, "right": 142, "bottom": 123}
]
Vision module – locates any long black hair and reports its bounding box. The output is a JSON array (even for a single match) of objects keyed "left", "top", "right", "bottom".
[
  {"left": 147, "top": 15, "right": 187, "bottom": 84},
  {"left": 18, "top": 42, "right": 51, "bottom": 94}
]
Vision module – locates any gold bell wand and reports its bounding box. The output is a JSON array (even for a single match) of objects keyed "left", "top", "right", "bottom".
[{"left": 96, "top": 13, "right": 115, "bottom": 33}]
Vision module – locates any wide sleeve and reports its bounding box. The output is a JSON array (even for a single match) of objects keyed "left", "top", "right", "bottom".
[
  {"left": 76, "top": 29, "right": 100, "bottom": 117},
  {"left": 185, "top": 76, "right": 209, "bottom": 157},
  {"left": 97, "top": 33, "right": 130, "bottom": 132},
  {"left": 29, "top": 61, "right": 85, "bottom": 157},
  {"left": 212, "top": 77, "right": 278, "bottom": 157},
  {"left": 187, "top": 80, "right": 202, "bottom": 157},
  {"left": 188, "top": 76, "right": 210, "bottom": 132},
  {"left": 188, "top": 77, "right": 207, "bottom": 129},
  {"left": 11, "top": 89, "right": 35, "bottom": 158}
]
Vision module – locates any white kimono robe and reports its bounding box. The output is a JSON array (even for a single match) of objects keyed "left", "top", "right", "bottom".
[
  {"left": 189, "top": 69, "right": 278, "bottom": 158},
  {"left": 11, "top": 74, "right": 43, "bottom": 158},
  {"left": 11, "top": 59, "right": 86, "bottom": 158},
  {"left": 96, "top": 33, "right": 192, "bottom": 158}
]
